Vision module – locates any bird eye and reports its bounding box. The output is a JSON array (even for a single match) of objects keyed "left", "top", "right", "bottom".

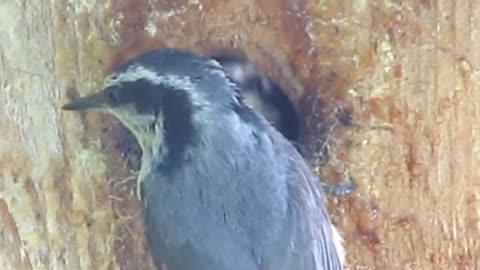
[{"left": 106, "top": 87, "right": 121, "bottom": 105}]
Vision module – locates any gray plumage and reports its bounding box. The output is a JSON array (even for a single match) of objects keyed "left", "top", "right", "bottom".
[{"left": 62, "top": 48, "right": 345, "bottom": 270}]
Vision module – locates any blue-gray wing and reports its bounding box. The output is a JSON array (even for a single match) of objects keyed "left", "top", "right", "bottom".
[
  {"left": 142, "top": 114, "right": 344, "bottom": 270},
  {"left": 269, "top": 139, "right": 345, "bottom": 270}
]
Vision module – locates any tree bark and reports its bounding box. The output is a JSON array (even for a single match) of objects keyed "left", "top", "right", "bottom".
[{"left": 0, "top": 0, "right": 478, "bottom": 269}]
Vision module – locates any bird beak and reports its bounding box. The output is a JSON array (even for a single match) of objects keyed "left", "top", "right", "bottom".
[{"left": 62, "top": 92, "right": 108, "bottom": 111}]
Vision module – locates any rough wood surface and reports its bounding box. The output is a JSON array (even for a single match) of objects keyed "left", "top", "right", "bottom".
[{"left": 1, "top": 0, "right": 479, "bottom": 269}]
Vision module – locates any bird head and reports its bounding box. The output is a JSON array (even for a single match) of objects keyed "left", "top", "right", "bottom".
[
  {"left": 211, "top": 52, "right": 301, "bottom": 141},
  {"left": 62, "top": 48, "right": 248, "bottom": 165}
]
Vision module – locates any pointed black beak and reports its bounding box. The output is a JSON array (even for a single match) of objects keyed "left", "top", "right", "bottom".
[{"left": 62, "top": 92, "right": 109, "bottom": 111}]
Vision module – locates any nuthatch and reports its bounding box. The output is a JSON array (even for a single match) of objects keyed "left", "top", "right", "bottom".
[{"left": 62, "top": 48, "right": 345, "bottom": 270}]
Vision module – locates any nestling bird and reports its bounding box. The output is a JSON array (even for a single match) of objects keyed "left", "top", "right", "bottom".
[
  {"left": 62, "top": 48, "right": 345, "bottom": 270},
  {"left": 211, "top": 50, "right": 356, "bottom": 196},
  {"left": 210, "top": 52, "right": 300, "bottom": 141}
]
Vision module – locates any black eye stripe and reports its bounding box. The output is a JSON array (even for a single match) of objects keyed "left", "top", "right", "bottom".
[{"left": 104, "top": 79, "right": 170, "bottom": 114}]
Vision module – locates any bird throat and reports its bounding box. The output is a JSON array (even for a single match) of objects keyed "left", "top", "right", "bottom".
[
  {"left": 113, "top": 110, "right": 165, "bottom": 200},
  {"left": 137, "top": 118, "right": 165, "bottom": 199}
]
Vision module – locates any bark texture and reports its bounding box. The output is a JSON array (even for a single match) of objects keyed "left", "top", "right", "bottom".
[{"left": 0, "top": 0, "right": 479, "bottom": 269}]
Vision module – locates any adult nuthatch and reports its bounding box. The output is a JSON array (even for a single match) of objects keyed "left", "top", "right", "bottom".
[{"left": 62, "top": 48, "right": 345, "bottom": 270}]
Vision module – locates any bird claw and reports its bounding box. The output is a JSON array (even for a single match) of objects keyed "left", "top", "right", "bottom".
[{"left": 321, "top": 175, "right": 358, "bottom": 196}]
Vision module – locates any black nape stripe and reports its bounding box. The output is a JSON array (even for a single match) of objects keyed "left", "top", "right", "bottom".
[
  {"left": 160, "top": 88, "right": 197, "bottom": 169},
  {"left": 110, "top": 79, "right": 166, "bottom": 115}
]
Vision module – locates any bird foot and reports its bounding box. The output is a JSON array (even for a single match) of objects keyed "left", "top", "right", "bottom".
[{"left": 321, "top": 175, "right": 358, "bottom": 196}]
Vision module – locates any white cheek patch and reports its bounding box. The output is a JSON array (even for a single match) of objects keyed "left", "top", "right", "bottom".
[
  {"left": 110, "top": 105, "right": 165, "bottom": 200},
  {"left": 109, "top": 105, "right": 162, "bottom": 163},
  {"left": 111, "top": 105, "right": 155, "bottom": 136}
]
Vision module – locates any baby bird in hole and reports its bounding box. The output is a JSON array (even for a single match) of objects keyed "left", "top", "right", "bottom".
[{"left": 211, "top": 50, "right": 357, "bottom": 196}]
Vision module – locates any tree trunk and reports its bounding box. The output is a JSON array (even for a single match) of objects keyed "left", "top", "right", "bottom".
[{"left": 1, "top": 0, "right": 478, "bottom": 269}]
